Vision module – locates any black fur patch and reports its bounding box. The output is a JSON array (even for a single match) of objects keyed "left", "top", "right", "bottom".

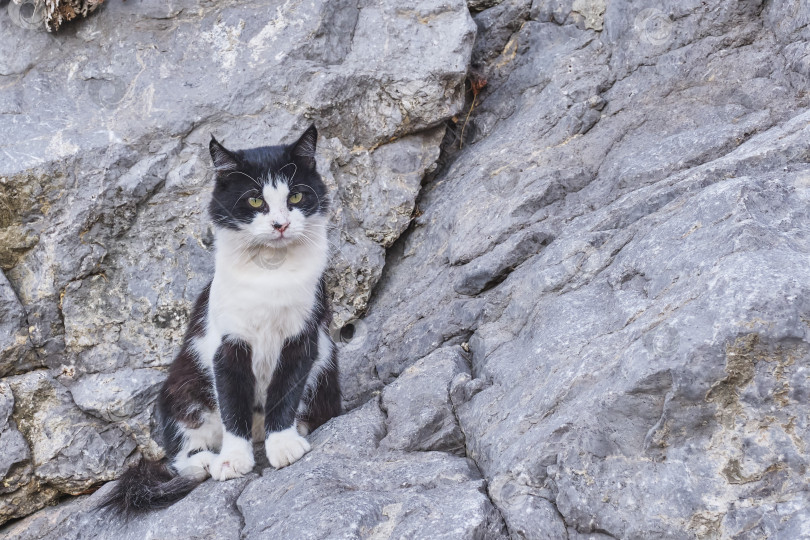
[
  {"left": 213, "top": 337, "right": 255, "bottom": 440},
  {"left": 158, "top": 344, "right": 215, "bottom": 431},
  {"left": 208, "top": 125, "right": 328, "bottom": 230},
  {"left": 156, "top": 283, "right": 216, "bottom": 458},
  {"left": 265, "top": 277, "right": 338, "bottom": 434},
  {"left": 264, "top": 328, "right": 318, "bottom": 433},
  {"left": 298, "top": 343, "right": 342, "bottom": 433}
]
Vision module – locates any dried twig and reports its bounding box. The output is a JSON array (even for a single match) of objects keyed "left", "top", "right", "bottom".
[{"left": 459, "top": 72, "right": 488, "bottom": 149}]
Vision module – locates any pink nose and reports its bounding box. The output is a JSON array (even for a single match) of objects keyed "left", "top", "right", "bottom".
[{"left": 273, "top": 222, "right": 289, "bottom": 233}]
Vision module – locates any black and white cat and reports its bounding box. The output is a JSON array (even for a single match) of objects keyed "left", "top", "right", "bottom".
[{"left": 102, "top": 125, "right": 341, "bottom": 516}]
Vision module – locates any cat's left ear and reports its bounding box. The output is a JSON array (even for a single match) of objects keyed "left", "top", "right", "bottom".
[
  {"left": 290, "top": 124, "right": 318, "bottom": 171},
  {"left": 209, "top": 135, "right": 239, "bottom": 174}
]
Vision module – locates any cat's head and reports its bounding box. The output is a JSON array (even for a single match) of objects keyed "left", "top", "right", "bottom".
[{"left": 207, "top": 125, "right": 328, "bottom": 249}]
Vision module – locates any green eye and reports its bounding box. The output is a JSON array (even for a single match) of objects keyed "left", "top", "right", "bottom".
[
  {"left": 289, "top": 192, "right": 303, "bottom": 204},
  {"left": 248, "top": 197, "right": 263, "bottom": 208}
]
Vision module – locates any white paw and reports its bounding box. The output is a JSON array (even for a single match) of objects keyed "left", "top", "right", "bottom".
[
  {"left": 209, "top": 450, "right": 255, "bottom": 481},
  {"left": 265, "top": 427, "right": 311, "bottom": 469},
  {"left": 174, "top": 450, "right": 215, "bottom": 481},
  {"left": 209, "top": 433, "right": 255, "bottom": 481}
]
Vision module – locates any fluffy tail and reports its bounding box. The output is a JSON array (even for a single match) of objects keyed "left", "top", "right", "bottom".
[{"left": 98, "top": 459, "right": 204, "bottom": 518}]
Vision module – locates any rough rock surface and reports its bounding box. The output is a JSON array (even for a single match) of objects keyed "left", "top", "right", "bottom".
[
  {"left": 0, "top": 0, "right": 475, "bottom": 524},
  {"left": 4, "top": 473, "right": 254, "bottom": 540},
  {"left": 338, "top": 0, "right": 810, "bottom": 537},
  {"left": 3, "top": 0, "right": 810, "bottom": 538},
  {"left": 379, "top": 346, "right": 468, "bottom": 455},
  {"left": 3, "top": 400, "right": 507, "bottom": 539},
  {"left": 0, "top": 273, "right": 31, "bottom": 377}
]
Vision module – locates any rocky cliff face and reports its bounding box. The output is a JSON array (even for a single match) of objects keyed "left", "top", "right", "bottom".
[{"left": 1, "top": 0, "right": 809, "bottom": 538}]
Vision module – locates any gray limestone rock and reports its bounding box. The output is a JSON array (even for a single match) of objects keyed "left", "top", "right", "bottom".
[
  {"left": 4, "top": 399, "right": 507, "bottom": 539},
  {"left": 0, "top": 0, "right": 475, "bottom": 522},
  {"left": 0, "top": 0, "right": 475, "bottom": 371},
  {"left": 0, "top": 381, "right": 31, "bottom": 497},
  {"left": 238, "top": 399, "right": 507, "bottom": 540},
  {"left": 2, "top": 474, "right": 253, "bottom": 540},
  {"left": 0, "top": 429, "right": 30, "bottom": 488},
  {"left": 1, "top": 371, "right": 134, "bottom": 523},
  {"left": 337, "top": 0, "right": 810, "bottom": 537},
  {"left": 5, "top": 0, "right": 810, "bottom": 537},
  {"left": 65, "top": 367, "right": 165, "bottom": 423},
  {"left": 322, "top": 127, "right": 447, "bottom": 326},
  {"left": 0, "top": 382, "right": 13, "bottom": 433},
  {"left": 239, "top": 454, "right": 505, "bottom": 540},
  {"left": 0, "top": 271, "right": 32, "bottom": 377},
  {"left": 379, "top": 346, "right": 469, "bottom": 454}
]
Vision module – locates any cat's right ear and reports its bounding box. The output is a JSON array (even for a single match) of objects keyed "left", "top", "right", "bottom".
[{"left": 209, "top": 135, "right": 239, "bottom": 174}]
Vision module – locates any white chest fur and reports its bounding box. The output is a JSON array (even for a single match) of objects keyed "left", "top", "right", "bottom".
[{"left": 193, "top": 227, "right": 328, "bottom": 402}]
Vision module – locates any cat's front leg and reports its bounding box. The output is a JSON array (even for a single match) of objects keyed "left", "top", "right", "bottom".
[
  {"left": 264, "top": 332, "right": 317, "bottom": 468},
  {"left": 210, "top": 337, "right": 256, "bottom": 481}
]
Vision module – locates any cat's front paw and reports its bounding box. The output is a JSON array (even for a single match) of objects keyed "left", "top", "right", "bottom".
[
  {"left": 265, "top": 427, "right": 311, "bottom": 469},
  {"left": 209, "top": 450, "right": 255, "bottom": 481}
]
